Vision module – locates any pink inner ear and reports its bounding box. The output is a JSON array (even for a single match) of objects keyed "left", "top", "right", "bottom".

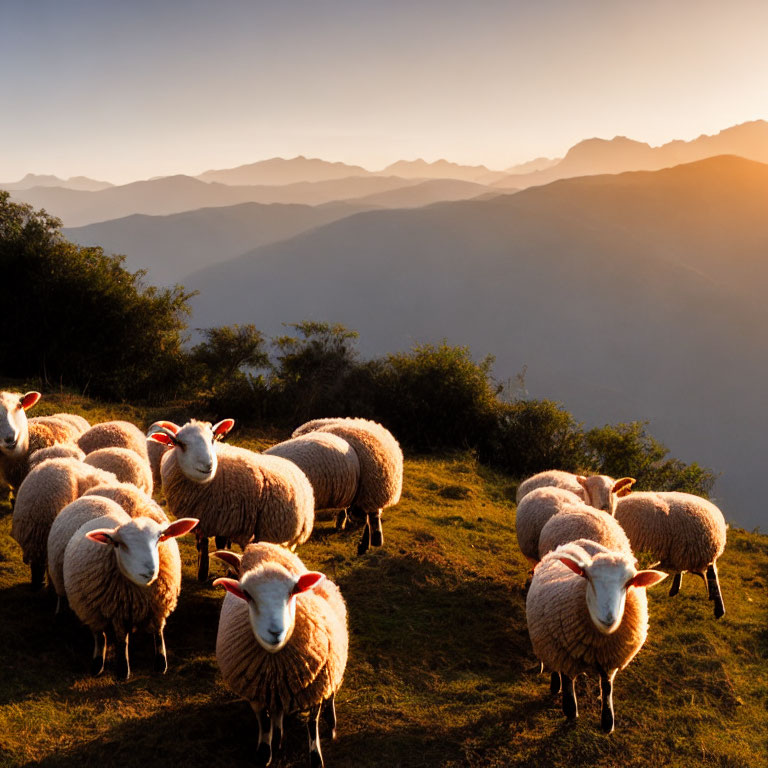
[
  {"left": 630, "top": 570, "right": 668, "bottom": 588},
  {"left": 148, "top": 432, "right": 176, "bottom": 446},
  {"left": 212, "top": 550, "right": 242, "bottom": 570},
  {"left": 85, "top": 530, "right": 114, "bottom": 545},
  {"left": 159, "top": 518, "right": 198, "bottom": 540},
  {"left": 213, "top": 418, "right": 235, "bottom": 436},
  {"left": 292, "top": 572, "right": 325, "bottom": 594},
  {"left": 213, "top": 578, "right": 250, "bottom": 601},
  {"left": 557, "top": 557, "right": 585, "bottom": 577},
  {"left": 21, "top": 392, "right": 41, "bottom": 410},
  {"left": 157, "top": 421, "right": 179, "bottom": 434}
]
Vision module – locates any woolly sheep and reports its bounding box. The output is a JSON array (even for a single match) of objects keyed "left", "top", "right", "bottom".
[
  {"left": 538, "top": 506, "right": 634, "bottom": 560},
  {"left": 63, "top": 509, "right": 198, "bottom": 678},
  {"left": 517, "top": 470, "right": 635, "bottom": 514},
  {"left": 526, "top": 540, "right": 667, "bottom": 732},
  {"left": 292, "top": 417, "right": 403, "bottom": 554},
  {"left": 214, "top": 542, "right": 348, "bottom": 768},
  {"left": 83, "top": 482, "right": 168, "bottom": 524},
  {"left": 152, "top": 419, "right": 314, "bottom": 581},
  {"left": 83, "top": 446, "right": 153, "bottom": 495},
  {"left": 0, "top": 390, "right": 88, "bottom": 495},
  {"left": 28, "top": 443, "right": 86, "bottom": 470},
  {"left": 264, "top": 431, "right": 360, "bottom": 530},
  {"left": 78, "top": 420, "right": 150, "bottom": 463},
  {"left": 615, "top": 491, "right": 727, "bottom": 618},
  {"left": 11, "top": 458, "right": 117, "bottom": 589},
  {"left": 146, "top": 420, "right": 178, "bottom": 490}
]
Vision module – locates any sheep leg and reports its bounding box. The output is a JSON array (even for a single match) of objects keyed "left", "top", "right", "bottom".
[
  {"left": 250, "top": 704, "right": 272, "bottom": 767},
  {"left": 707, "top": 563, "right": 725, "bottom": 619},
  {"left": 272, "top": 709, "right": 284, "bottom": 750},
  {"left": 55, "top": 593, "right": 69, "bottom": 617},
  {"left": 368, "top": 509, "right": 384, "bottom": 548},
  {"left": 196, "top": 531, "right": 209, "bottom": 582},
  {"left": 669, "top": 572, "right": 682, "bottom": 596},
  {"left": 153, "top": 628, "right": 168, "bottom": 674},
  {"left": 30, "top": 561, "right": 45, "bottom": 591},
  {"left": 335, "top": 509, "right": 349, "bottom": 531},
  {"left": 91, "top": 631, "right": 107, "bottom": 676},
  {"left": 214, "top": 536, "right": 228, "bottom": 549},
  {"left": 550, "top": 672, "right": 561, "bottom": 695},
  {"left": 307, "top": 702, "right": 324, "bottom": 768},
  {"left": 323, "top": 692, "right": 337, "bottom": 740},
  {"left": 357, "top": 521, "right": 371, "bottom": 555},
  {"left": 561, "top": 673, "right": 578, "bottom": 720},
  {"left": 599, "top": 667, "right": 616, "bottom": 734},
  {"left": 115, "top": 628, "right": 131, "bottom": 681}
]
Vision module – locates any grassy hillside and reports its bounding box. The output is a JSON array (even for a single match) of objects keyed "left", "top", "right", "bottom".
[{"left": 0, "top": 392, "right": 766, "bottom": 768}]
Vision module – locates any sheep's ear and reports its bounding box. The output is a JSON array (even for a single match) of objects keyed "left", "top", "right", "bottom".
[
  {"left": 86, "top": 529, "right": 116, "bottom": 546},
  {"left": 213, "top": 577, "right": 250, "bottom": 601},
  {"left": 557, "top": 557, "right": 586, "bottom": 577},
  {"left": 148, "top": 432, "right": 176, "bottom": 447},
  {"left": 20, "top": 392, "right": 42, "bottom": 410},
  {"left": 212, "top": 419, "right": 235, "bottom": 440},
  {"left": 629, "top": 570, "right": 667, "bottom": 589},
  {"left": 151, "top": 421, "right": 179, "bottom": 435},
  {"left": 291, "top": 572, "right": 325, "bottom": 595},
  {"left": 159, "top": 518, "right": 198, "bottom": 541},
  {"left": 613, "top": 477, "right": 636, "bottom": 497},
  {"left": 212, "top": 550, "right": 242, "bottom": 571},
  {"left": 576, "top": 475, "right": 588, "bottom": 489}
]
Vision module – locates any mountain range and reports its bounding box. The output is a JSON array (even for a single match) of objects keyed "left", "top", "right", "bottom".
[
  {"left": 0, "top": 173, "right": 114, "bottom": 192},
  {"left": 181, "top": 155, "right": 768, "bottom": 529}
]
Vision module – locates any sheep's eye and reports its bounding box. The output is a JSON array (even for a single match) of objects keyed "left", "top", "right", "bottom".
[{"left": 17, "top": 401, "right": 23, "bottom": 409}]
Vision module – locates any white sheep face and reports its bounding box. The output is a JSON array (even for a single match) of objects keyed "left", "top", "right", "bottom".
[
  {"left": 578, "top": 475, "right": 635, "bottom": 515},
  {"left": 170, "top": 422, "right": 218, "bottom": 483},
  {"left": 216, "top": 567, "right": 325, "bottom": 654},
  {"left": 0, "top": 391, "right": 39, "bottom": 457},
  {"left": 582, "top": 558, "right": 635, "bottom": 634}
]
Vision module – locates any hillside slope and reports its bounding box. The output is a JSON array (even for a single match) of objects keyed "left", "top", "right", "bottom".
[
  {"left": 183, "top": 156, "right": 768, "bottom": 530},
  {"left": 0, "top": 393, "right": 764, "bottom": 768}
]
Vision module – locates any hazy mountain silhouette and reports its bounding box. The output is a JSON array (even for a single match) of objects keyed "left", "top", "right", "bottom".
[
  {"left": 505, "top": 156, "right": 560, "bottom": 174},
  {"left": 9, "top": 174, "right": 435, "bottom": 227},
  {"left": 0, "top": 173, "right": 114, "bottom": 191},
  {"left": 496, "top": 119, "right": 768, "bottom": 188},
  {"left": 353, "top": 178, "right": 501, "bottom": 208},
  {"left": 197, "top": 156, "right": 369, "bottom": 185},
  {"left": 378, "top": 159, "right": 507, "bottom": 184},
  {"left": 63, "top": 201, "right": 371, "bottom": 285},
  {"left": 183, "top": 155, "right": 768, "bottom": 529}
]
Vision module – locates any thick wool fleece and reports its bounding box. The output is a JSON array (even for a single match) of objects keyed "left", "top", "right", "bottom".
[
  {"left": 47, "top": 496, "right": 126, "bottom": 598},
  {"left": 11, "top": 458, "right": 117, "bottom": 566},
  {"left": 64, "top": 510, "right": 182, "bottom": 634},
  {"left": 216, "top": 543, "right": 348, "bottom": 714},
  {"left": 78, "top": 421, "right": 150, "bottom": 463},
  {"left": 293, "top": 418, "right": 402, "bottom": 512},
  {"left": 538, "top": 507, "right": 633, "bottom": 560},
  {"left": 615, "top": 492, "right": 726, "bottom": 573},
  {"left": 49, "top": 413, "right": 91, "bottom": 435},
  {"left": 515, "top": 487, "right": 585, "bottom": 562},
  {"left": 526, "top": 543, "right": 649, "bottom": 678},
  {"left": 265, "top": 432, "right": 360, "bottom": 512},
  {"left": 516, "top": 470, "right": 588, "bottom": 504},
  {"left": 83, "top": 483, "right": 167, "bottom": 524},
  {"left": 1, "top": 417, "right": 84, "bottom": 491},
  {"left": 147, "top": 438, "right": 171, "bottom": 491},
  {"left": 161, "top": 444, "right": 314, "bottom": 549},
  {"left": 28, "top": 444, "right": 86, "bottom": 470},
  {"left": 84, "top": 447, "right": 153, "bottom": 496}
]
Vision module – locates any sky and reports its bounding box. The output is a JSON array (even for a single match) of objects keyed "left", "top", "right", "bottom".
[{"left": 1, "top": 0, "right": 768, "bottom": 184}]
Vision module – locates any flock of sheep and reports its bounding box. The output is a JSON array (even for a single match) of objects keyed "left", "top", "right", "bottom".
[{"left": 0, "top": 389, "right": 728, "bottom": 765}]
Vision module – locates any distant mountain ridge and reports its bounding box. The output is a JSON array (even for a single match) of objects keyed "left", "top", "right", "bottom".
[
  {"left": 0, "top": 173, "right": 113, "bottom": 192},
  {"left": 196, "top": 156, "right": 370, "bottom": 186}
]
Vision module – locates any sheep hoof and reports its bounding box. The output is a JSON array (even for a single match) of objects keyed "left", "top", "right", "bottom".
[
  {"left": 310, "top": 751, "right": 324, "bottom": 768},
  {"left": 370, "top": 529, "right": 383, "bottom": 547},
  {"left": 255, "top": 742, "right": 271, "bottom": 767},
  {"left": 601, "top": 714, "right": 615, "bottom": 734},
  {"left": 91, "top": 658, "right": 105, "bottom": 677},
  {"left": 154, "top": 654, "right": 168, "bottom": 675}
]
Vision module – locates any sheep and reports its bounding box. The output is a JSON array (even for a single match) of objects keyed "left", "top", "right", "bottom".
[
  {"left": 214, "top": 542, "right": 348, "bottom": 768},
  {"left": 151, "top": 419, "right": 314, "bottom": 581},
  {"left": 10, "top": 458, "right": 118, "bottom": 589},
  {"left": 615, "top": 491, "right": 728, "bottom": 618},
  {"left": 264, "top": 431, "right": 360, "bottom": 531},
  {"left": 526, "top": 539, "right": 667, "bottom": 732},
  {"left": 83, "top": 482, "right": 168, "bottom": 524},
  {"left": 292, "top": 417, "right": 403, "bottom": 554},
  {"left": 517, "top": 470, "right": 635, "bottom": 514},
  {"left": 63, "top": 509, "right": 198, "bottom": 679},
  {"left": 83, "top": 446, "right": 153, "bottom": 495},
  {"left": 538, "top": 506, "right": 634, "bottom": 560},
  {"left": 28, "top": 443, "right": 86, "bottom": 470},
  {"left": 0, "top": 390, "right": 89, "bottom": 496},
  {"left": 146, "top": 420, "right": 178, "bottom": 491},
  {"left": 77, "top": 420, "right": 150, "bottom": 463}
]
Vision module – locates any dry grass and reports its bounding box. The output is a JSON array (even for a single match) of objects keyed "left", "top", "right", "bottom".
[{"left": 0, "top": 387, "right": 766, "bottom": 767}]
